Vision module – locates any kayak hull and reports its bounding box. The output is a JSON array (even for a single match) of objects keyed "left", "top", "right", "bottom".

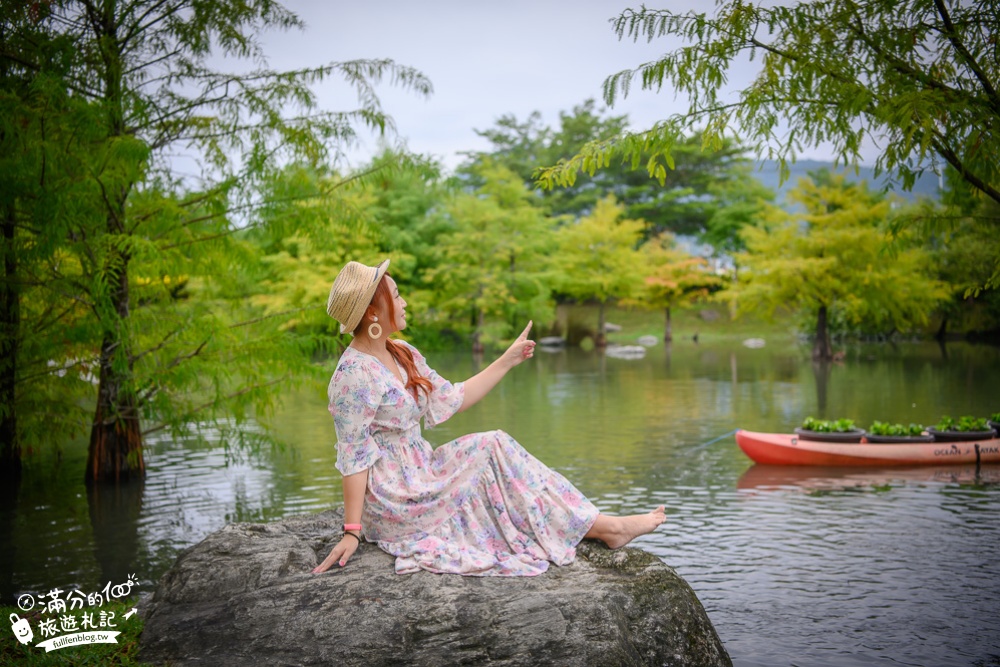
[{"left": 735, "top": 429, "right": 1000, "bottom": 466}]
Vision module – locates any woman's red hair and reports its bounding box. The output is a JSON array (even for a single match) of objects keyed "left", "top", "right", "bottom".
[{"left": 356, "top": 276, "right": 432, "bottom": 400}]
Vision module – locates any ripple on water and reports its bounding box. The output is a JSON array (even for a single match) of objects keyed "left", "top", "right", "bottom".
[
  {"left": 606, "top": 460, "right": 1000, "bottom": 667},
  {"left": 7, "top": 344, "right": 1000, "bottom": 667}
]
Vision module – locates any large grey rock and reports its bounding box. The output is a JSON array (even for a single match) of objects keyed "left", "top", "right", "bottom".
[{"left": 138, "top": 508, "right": 731, "bottom": 666}]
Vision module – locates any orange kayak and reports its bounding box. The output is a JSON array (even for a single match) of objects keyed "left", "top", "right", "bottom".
[{"left": 735, "top": 429, "right": 1000, "bottom": 466}]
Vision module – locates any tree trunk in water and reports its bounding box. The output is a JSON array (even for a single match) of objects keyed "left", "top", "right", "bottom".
[
  {"left": 812, "top": 359, "right": 831, "bottom": 413},
  {"left": 934, "top": 316, "right": 948, "bottom": 342},
  {"left": 0, "top": 459, "right": 19, "bottom": 605},
  {"left": 0, "top": 204, "right": 20, "bottom": 481},
  {"left": 729, "top": 260, "right": 739, "bottom": 319},
  {"left": 86, "top": 15, "right": 144, "bottom": 485},
  {"left": 812, "top": 305, "right": 833, "bottom": 361},
  {"left": 472, "top": 307, "right": 484, "bottom": 355},
  {"left": 87, "top": 246, "right": 144, "bottom": 485},
  {"left": 595, "top": 301, "right": 607, "bottom": 348},
  {"left": 664, "top": 307, "right": 673, "bottom": 342}
]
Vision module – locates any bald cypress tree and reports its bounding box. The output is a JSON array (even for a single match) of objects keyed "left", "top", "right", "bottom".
[
  {"left": 729, "top": 173, "right": 949, "bottom": 359},
  {"left": 1, "top": 0, "right": 430, "bottom": 483}
]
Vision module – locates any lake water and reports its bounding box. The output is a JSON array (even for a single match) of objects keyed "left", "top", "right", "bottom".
[{"left": 3, "top": 339, "right": 999, "bottom": 666}]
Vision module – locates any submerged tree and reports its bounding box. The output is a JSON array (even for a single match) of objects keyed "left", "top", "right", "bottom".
[
  {"left": 553, "top": 196, "right": 644, "bottom": 347},
  {"left": 636, "top": 234, "right": 724, "bottom": 342},
  {"left": 1, "top": 1, "right": 430, "bottom": 483},
  {"left": 429, "top": 162, "right": 555, "bottom": 353},
  {"left": 0, "top": 4, "right": 110, "bottom": 478},
  {"left": 728, "top": 173, "right": 949, "bottom": 359}
]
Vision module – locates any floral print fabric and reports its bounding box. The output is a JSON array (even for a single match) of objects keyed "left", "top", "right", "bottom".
[{"left": 328, "top": 342, "right": 599, "bottom": 576}]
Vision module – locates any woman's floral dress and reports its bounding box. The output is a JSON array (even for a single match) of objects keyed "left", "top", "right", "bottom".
[{"left": 328, "top": 342, "right": 599, "bottom": 576}]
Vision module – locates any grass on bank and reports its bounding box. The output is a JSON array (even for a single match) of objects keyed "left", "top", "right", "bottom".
[
  {"left": 1, "top": 599, "right": 151, "bottom": 667},
  {"left": 557, "top": 303, "right": 799, "bottom": 346}
]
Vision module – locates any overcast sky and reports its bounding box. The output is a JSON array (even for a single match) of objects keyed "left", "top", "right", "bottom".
[{"left": 246, "top": 1, "right": 858, "bottom": 174}]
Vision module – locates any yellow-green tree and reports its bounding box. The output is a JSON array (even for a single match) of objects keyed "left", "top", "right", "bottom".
[
  {"left": 638, "top": 234, "right": 724, "bottom": 341},
  {"left": 428, "top": 162, "right": 555, "bottom": 352},
  {"left": 249, "top": 166, "right": 384, "bottom": 335},
  {"left": 554, "top": 196, "right": 644, "bottom": 346},
  {"left": 728, "top": 172, "right": 948, "bottom": 359}
]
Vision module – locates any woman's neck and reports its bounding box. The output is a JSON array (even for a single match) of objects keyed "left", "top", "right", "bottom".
[{"left": 351, "top": 335, "right": 389, "bottom": 356}]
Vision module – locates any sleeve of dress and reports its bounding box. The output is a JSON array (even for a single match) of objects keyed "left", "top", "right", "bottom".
[
  {"left": 403, "top": 342, "right": 465, "bottom": 429},
  {"left": 328, "top": 361, "right": 384, "bottom": 476}
]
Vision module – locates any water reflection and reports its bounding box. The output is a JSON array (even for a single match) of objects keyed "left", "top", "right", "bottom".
[
  {"left": 0, "top": 469, "right": 20, "bottom": 607},
  {"left": 737, "top": 463, "right": 1000, "bottom": 492},
  {"left": 3, "top": 340, "right": 1000, "bottom": 667},
  {"left": 87, "top": 477, "right": 144, "bottom": 588}
]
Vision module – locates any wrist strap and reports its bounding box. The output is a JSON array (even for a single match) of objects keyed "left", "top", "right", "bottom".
[
  {"left": 344, "top": 523, "right": 362, "bottom": 531},
  {"left": 342, "top": 532, "right": 362, "bottom": 544}
]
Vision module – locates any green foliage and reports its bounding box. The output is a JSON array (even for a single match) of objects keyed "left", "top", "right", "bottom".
[
  {"left": 553, "top": 196, "right": 645, "bottom": 304},
  {"left": 927, "top": 211, "right": 1000, "bottom": 331},
  {"left": 248, "top": 152, "right": 455, "bottom": 349},
  {"left": 248, "top": 164, "right": 384, "bottom": 337},
  {"left": 701, "top": 163, "right": 776, "bottom": 256},
  {"left": 934, "top": 415, "right": 990, "bottom": 432},
  {"left": 801, "top": 417, "right": 857, "bottom": 433},
  {"left": 466, "top": 100, "right": 751, "bottom": 239},
  {"left": 462, "top": 101, "right": 628, "bottom": 218},
  {"left": 726, "top": 172, "right": 949, "bottom": 341},
  {"left": 551, "top": 195, "right": 645, "bottom": 337},
  {"left": 0, "top": 0, "right": 431, "bottom": 468},
  {"left": 427, "top": 161, "right": 555, "bottom": 347},
  {"left": 538, "top": 0, "right": 1000, "bottom": 223},
  {"left": 868, "top": 421, "right": 925, "bottom": 436},
  {"left": 0, "top": 16, "right": 114, "bottom": 450},
  {"left": 358, "top": 151, "right": 453, "bottom": 295}
]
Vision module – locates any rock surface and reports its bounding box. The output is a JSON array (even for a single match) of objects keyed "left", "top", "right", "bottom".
[{"left": 138, "top": 508, "right": 732, "bottom": 666}]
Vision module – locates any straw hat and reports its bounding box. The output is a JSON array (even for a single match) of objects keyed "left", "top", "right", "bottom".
[{"left": 326, "top": 259, "right": 390, "bottom": 334}]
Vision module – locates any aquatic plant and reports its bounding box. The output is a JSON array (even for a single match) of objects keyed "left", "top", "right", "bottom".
[
  {"left": 934, "top": 415, "right": 990, "bottom": 432},
  {"left": 801, "top": 417, "right": 857, "bottom": 433},
  {"left": 868, "top": 421, "right": 924, "bottom": 437}
]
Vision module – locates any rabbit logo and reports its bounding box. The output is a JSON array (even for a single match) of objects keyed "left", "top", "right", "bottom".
[{"left": 10, "top": 613, "right": 33, "bottom": 645}]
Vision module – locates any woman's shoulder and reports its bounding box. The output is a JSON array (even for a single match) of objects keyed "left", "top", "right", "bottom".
[
  {"left": 328, "top": 351, "right": 390, "bottom": 405},
  {"left": 329, "top": 347, "right": 380, "bottom": 389},
  {"left": 393, "top": 338, "right": 423, "bottom": 359}
]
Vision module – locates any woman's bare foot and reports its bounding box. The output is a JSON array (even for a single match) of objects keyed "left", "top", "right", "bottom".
[{"left": 585, "top": 506, "right": 667, "bottom": 549}]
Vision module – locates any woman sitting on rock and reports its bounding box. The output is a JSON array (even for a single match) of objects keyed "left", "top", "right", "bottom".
[{"left": 312, "top": 259, "right": 665, "bottom": 576}]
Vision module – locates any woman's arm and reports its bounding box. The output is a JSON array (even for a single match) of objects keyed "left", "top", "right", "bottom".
[
  {"left": 458, "top": 321, "right": 536, "bottom": 413},
  {"left": 312, "top": 469, "right": 369, "bottom": 572}
]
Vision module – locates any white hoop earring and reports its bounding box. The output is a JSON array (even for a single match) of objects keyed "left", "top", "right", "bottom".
[{"left": 367, "top": 316, "right": 382, "bottom": 340}]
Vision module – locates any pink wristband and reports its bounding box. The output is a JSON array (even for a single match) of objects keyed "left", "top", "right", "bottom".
[{"left": 344, "top": 523, "right": 362, "bottom": 531}]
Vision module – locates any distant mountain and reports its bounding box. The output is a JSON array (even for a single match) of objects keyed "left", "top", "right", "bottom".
[{"left": 751, "top": 159, "right": 942, "bottom": 204}]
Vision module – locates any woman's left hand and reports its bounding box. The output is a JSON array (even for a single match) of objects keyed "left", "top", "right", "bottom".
[{"left": 502, "top": 321, "right": 536, "bottom": 369}]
